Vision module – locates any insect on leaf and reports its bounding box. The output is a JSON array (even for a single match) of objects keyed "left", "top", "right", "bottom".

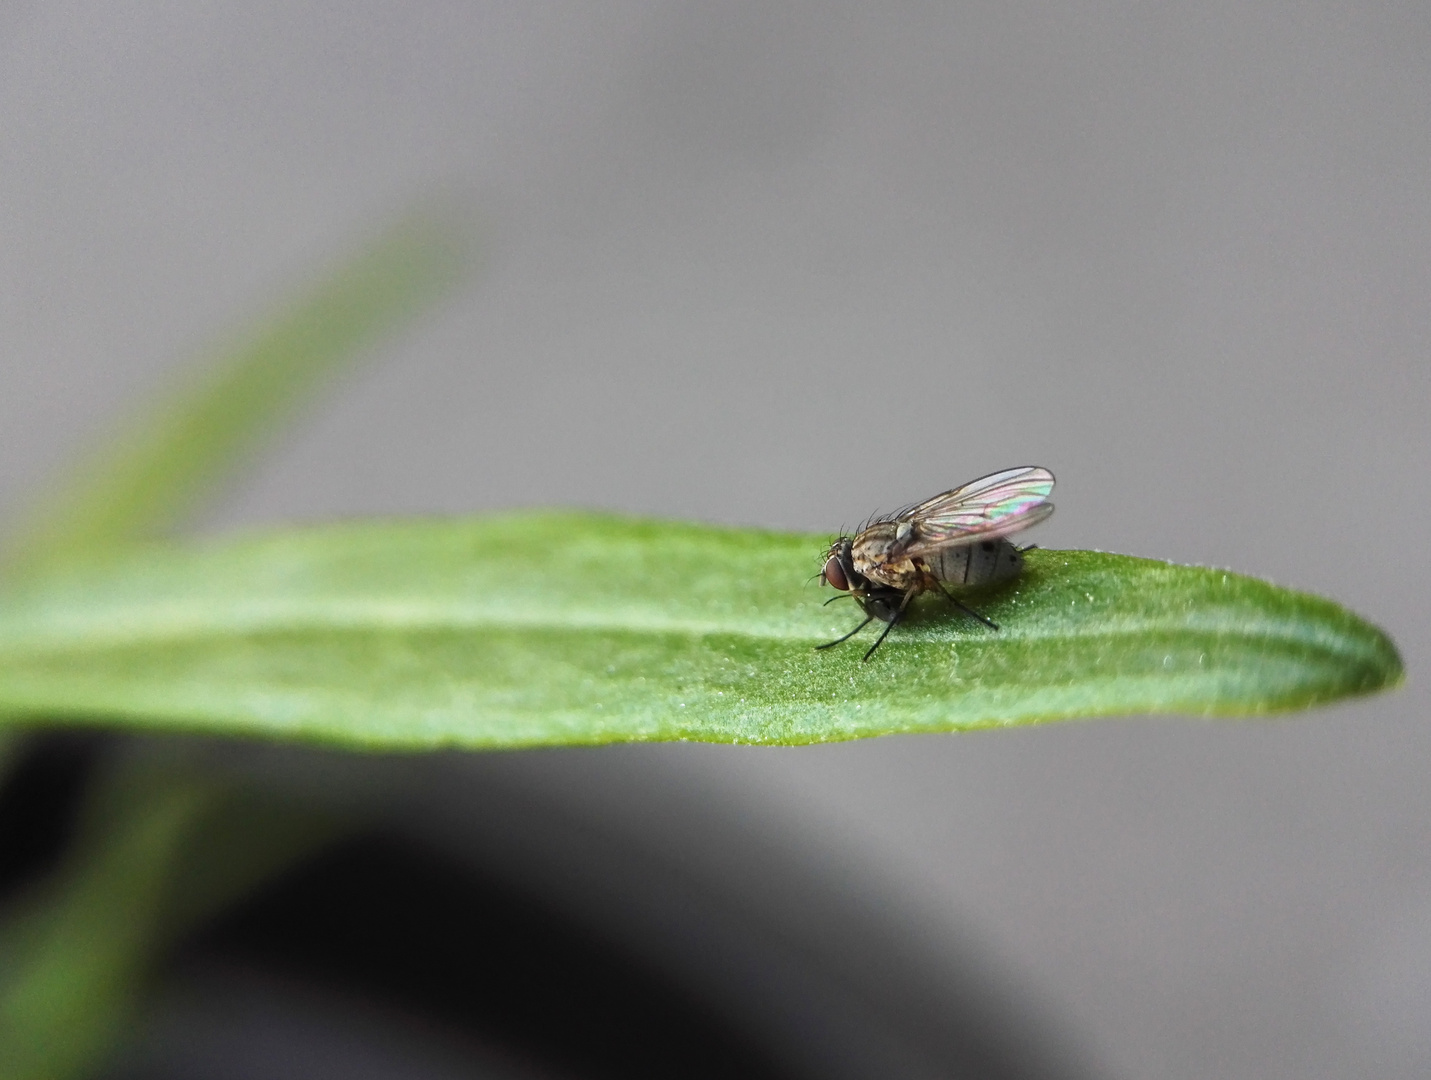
[{"left": 0, "top": 513, "right": 1402, "bottom": 749}]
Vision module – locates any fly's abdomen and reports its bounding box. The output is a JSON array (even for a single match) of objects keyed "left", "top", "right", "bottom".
[{"left": 926, "top": 539, "right": 1025, "bottom": 588}]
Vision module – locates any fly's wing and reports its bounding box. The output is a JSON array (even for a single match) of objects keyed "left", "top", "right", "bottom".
[{"left": 891, "top": 466, "right": 1054, "bottom": 556}]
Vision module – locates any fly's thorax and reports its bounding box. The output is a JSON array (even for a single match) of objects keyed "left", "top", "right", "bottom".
[
  {"left": 922, "top": 538, "right": 1025, "bottom": 588},
  {"left": 850, "top": 524, "right": 923, "bottom": 591}
]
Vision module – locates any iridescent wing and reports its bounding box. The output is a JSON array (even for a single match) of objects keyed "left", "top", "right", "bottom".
[{"left": 889, "top": 466, "right": 1054, "bottom": 556}]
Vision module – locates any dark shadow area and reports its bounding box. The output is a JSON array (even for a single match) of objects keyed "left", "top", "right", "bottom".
[
  {"left": 0, "top": 733, "right": 104, "bottom": 900},
  {"left": 4, "top": 739, "right": 1098, "bottom": 1079},
  {"left": 176, "top": 832, "right": 798, "bottom": 1080}
]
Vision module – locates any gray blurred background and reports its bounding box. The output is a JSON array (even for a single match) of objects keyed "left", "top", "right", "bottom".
[{"left": 2, "top": 2, "right": 1428, "bottom": 1077}]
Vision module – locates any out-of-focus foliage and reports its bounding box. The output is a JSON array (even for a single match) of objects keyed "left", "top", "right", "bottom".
[
  {"left": 2, "top": 207, "right": 472, "bottom": 577},
  {"left": 0, "top": 207, "right": 473, "bottom": 1080},
  {"left": 0, "top": 770, "right": 217, "bottom": 1080},
  {"left": 0, "top": 765, "right": 336, "bottom": 1080}
]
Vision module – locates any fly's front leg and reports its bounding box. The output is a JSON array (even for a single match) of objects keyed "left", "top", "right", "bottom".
[
  {"left": 817, "top": 614, "right": 874, "bottom": 650},
  {"left": 861, "top": 590, "right": 918, "bottom": 661}
]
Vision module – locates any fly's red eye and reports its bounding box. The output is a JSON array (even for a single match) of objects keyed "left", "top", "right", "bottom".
[{"left": 823, "top": 555, "right": 849, "bottom": 591}]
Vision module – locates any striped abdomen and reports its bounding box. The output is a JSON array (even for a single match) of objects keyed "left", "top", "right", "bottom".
[{"left": 922, "top": 539, "right": 1025, "bottom": 589}]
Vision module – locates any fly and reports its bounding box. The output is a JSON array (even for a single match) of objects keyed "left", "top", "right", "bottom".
[{"left": 818, "top": 466, "right": 1054, "bottom": 660}]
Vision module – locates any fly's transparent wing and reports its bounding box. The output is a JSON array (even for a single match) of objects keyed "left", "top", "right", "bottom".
[{"left": 892, "top": 466, "right": 1054, "bottom": 555}]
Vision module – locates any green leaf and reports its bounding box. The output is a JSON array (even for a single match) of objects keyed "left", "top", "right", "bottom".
[
  {"left": 1, "top": 206, "right": 474, "bottom": 577},
  {"left": 0, "top": 513, "right": 1402, "bottom": 748}
]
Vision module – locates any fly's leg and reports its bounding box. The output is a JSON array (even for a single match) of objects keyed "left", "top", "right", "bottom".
[
  {"left": 952, "top": 598, "right": 998, "bottom": 630},
  {"left": 822, "top": 593, "right": 853, "bottom": 606},
  {"left": 860, "top": 614, "right": 901, "bottom": 661},
  {"left": 935, "top": 581, "right": 999, "bottom": 630},
  {"left": 862, "top": 591, "right": 919, "bottom": 661},
  {"left": 817, "top": 614, "right": 874, "bottom": 650}
]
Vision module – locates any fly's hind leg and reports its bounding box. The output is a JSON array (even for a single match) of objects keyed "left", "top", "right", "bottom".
[{"left": 935, "top": 582, "right": 999, "bottom": 631}]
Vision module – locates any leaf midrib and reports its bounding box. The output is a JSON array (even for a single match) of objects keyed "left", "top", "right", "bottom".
[{"left": 0, "top": 600, "right": 1383, "bottom": 662}]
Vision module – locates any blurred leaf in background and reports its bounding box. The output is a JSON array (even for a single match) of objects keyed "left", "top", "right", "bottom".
[
  {"left": 1, "top": 204, "right": 474, "bottom": 578},
  {"left": 0, "top": 762, "right": 337, "bottom": 1080},
  {"left": 0, "top": 204, "right": 476, "bottom": 1080},
  {"left": 0, "top": 769, "right": 216, "bottom": 1080}
]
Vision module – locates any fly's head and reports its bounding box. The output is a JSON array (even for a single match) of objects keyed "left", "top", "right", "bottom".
[
  {"left": 821, "top": 536, "right": 902, "bottom": 624},
  {"left": 821, "top": 537, "right": 861, "bottom": 594}
]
